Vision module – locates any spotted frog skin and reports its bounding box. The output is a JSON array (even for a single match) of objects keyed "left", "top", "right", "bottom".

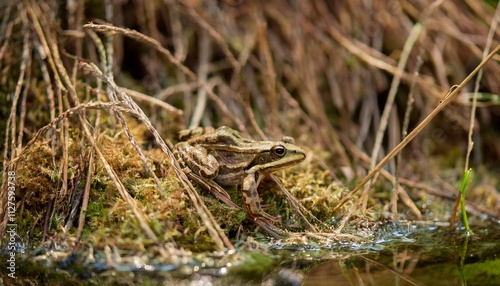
[{"left": 174, "top": 126, "right": 306, "bottom": 237}]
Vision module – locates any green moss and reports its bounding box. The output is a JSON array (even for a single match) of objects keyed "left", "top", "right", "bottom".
[{"left": 229, "top": 251, "right": 278, "bottom": 280}]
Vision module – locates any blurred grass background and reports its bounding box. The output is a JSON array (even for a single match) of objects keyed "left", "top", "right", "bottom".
[{"left": 1, "top": 0, "right": 499, "bottom": 250}]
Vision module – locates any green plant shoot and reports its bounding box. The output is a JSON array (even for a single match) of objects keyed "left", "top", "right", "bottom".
[{"left": 460, "top": 168, "right": 473, "bottom": 236}]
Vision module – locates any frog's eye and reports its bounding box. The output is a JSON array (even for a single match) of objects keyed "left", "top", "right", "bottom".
[{"left": 272, "top": 145, "right": 287, "bottom": 157}]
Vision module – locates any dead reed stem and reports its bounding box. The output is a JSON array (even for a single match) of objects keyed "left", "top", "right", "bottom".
[
  {"left": 360, "top": 22, "right": 424, "bottom": 212},
  {"left": 333, "top": 44, "right": 500, "bottom": 214},
  {"left": 464, "top": 4, "right": 500, "bottom": 173},
  {"left": 81, "top": 62, "right": 234, "bottom": 250}
]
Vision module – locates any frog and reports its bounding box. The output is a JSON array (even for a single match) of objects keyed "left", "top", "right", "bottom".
[{"left": 173, "top": 126, "right": 306, "bottom": 237}]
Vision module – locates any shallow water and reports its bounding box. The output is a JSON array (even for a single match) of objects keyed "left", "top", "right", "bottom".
[
  {"left": 2, "top": 222, "right": 499, "bottom": 285},
  {"left": 217, "top": 222, "right": 500, "bottom": 285},
  {"left": 300, "top": 224, "right": 500, "bottom": 286}
]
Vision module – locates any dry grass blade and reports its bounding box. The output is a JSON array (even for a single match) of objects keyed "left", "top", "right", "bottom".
[
  {"left": 312, "top": 18, "right": 440, "bottom": 100},
  {"left": 85, "top": 125, "right": 161, "bottom": 244},
  {"left": 84, "top": 22, "right": 247, "bottom": 131},
  {"left": 1, "top": 2, "right": 499, "bottom": 276},
  {"left": 338, "top": 134, "right": 422, "bottom": 219},
  {"left": 76, "top": 121, "right": 99, "bottom": 242},
  {"left": 360, "top": 22, "right": 424, "bottom": 212},
  {"left": 16, "top": 101, "right": 126, "bottom": 154},
  {"left": 83, "top": 22, "right": 197, "bottom": 80},
  {"left": 81, "top": 62, "right": 234, "bottom": 251},
  {"left": 175, "top": 0, "right": 240, "bottom": 71},
  {"left": 0, "top": 7, "right": 30, "bottom": 234},
  {"left": 393, "top": 56, "right": 424, "bottom": 219},
  {"left": 1, "top": 8, "right": 30, "bottom": 165},
  {"left": 464, "top": 4, "right": 500, "bottom": 172},
  {"left": 270, "top": 175, "right": 328, "bottom": 232},
  {"left": 119, "top": 87, "right": 184, "bottom": 115},
  {"left": 189, "top": 30, "right": 210, "bottom": 128},
  {"left": 333, "top": 44, "right": 500, "bottom": 214},
  {"left": 6, "top": 99, "right": 164, "bottom": 243}
]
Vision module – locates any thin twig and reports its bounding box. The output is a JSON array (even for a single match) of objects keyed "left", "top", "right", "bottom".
[
  {"left": 392, "top": 56, "right": 423, "bottom": 219},
  {"left": 84, "top": 22, "right": 247, "bottom": 132},
  {"left": 76, "top": 108, "right": 99, "bottom": 241},
  {"left": 464, "top": 4, "right": 500, "bottom": 172},
  {"left": 83, "top": 22, "right": 196, "bottom": 80},
  {"left": 86, "top": 125, "right": 161, "bottom": 244},
  {"left": 270, "top": 175, "right": 323, "bottom": 232},
  {"left": 155, "top": 82, "right": 202, "bottom": 102},
  {"left": 82, "top": 62, "right": 233, "bottom": 251},
  {"left": 190, "top": 29, "right": 211, "bottom": 128},
  {"left": 255, "top": 7, "right": 278, "bottom": 132},
  {"left": 333, "top": 44, "right": 500, "bottom": 213},
  {"left": 0, "top": 8, "right": 30, "bottom": 236},
  {"left": 120, "top": 87, "right": 184, "bottom": 115},
  {"left": 15, "top": 101, "right": 126, "bottom": 155},
  {"left": 360, "top": 22, "right": 424, "bottom": 212},
  {"left": 176, "top": 0, "right": 240, "bottom": 71}
]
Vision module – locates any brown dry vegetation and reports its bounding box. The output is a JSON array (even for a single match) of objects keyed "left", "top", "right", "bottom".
[{"left": 0, "top": 0, "right": 499, "bottom": 266}]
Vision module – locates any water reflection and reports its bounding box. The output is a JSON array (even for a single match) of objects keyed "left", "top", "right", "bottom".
[{"left": 302, "top": 224, "right": 500, "bottom": 286}]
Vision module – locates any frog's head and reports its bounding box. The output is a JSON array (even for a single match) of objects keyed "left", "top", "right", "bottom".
[{"left": 247, "top": 136, "right": 306, "bottom": 174}]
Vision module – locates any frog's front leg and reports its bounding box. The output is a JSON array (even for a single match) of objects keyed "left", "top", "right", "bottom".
[{"left": 241, "top": 173, "right": 280, "bottom": 223}]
